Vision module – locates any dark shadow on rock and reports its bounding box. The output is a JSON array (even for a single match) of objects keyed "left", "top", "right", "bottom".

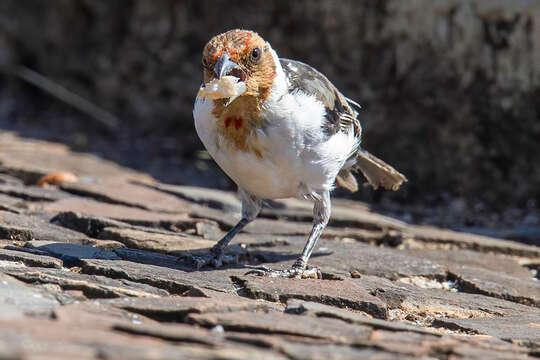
[
  {"left": 22, "top": 239, "right": 332, "bottom": 274},
  {"left": 24, "top": 240, "right": 121, "bottom": 267},
  {"left": 118, "top": 246, "right": 332, "bottom": 273},
  {"left": 245, "top": 250, "right": 332, "bottom": 267}
]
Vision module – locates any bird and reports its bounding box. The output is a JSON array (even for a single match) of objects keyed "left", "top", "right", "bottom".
[{"left": 190, "top": 29, "right": 407, "bottom": 278}]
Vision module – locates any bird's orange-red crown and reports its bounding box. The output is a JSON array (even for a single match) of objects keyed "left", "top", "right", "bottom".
[{"left": 203, "top": 29, "right": 259, "bottom": 64}]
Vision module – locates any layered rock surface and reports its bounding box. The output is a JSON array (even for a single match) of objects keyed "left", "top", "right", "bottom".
[{"left": 0, "top": 132, "right": 539, "bottom": 359}]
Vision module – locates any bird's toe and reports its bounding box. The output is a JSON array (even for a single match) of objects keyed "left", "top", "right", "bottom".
[
  {"left": 244, "top": 265, "right": 321, "bottom": 279},
  {"left": 300, "top": 266, "right": 321, "bottom": 279}
]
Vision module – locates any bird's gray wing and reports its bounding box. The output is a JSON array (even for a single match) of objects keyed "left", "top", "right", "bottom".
[
  {"left": 279, "top": 58, "right": 360, "bottom": 137},
  {"left": 279, "top": 58, "right": 407, "bottom": 192}
]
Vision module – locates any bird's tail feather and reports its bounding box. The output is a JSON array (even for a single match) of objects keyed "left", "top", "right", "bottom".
[
  {"left": 335, "top": 150, "right": 407, "bottom": 192},
  {"left": 335, "top": 168, "right": 359, "bottom": 192},
  {"left": 354, "top": 149, "right": 407, "bottom": 191}
]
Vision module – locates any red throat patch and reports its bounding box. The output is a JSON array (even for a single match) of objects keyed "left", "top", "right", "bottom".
[
  {"left": 234, "top": 117, "right": 243, "bottom": 130},
  {"left": 224, "top": 117, "right": 244, "bottom": 130},
  {"left": 214, "top": 98, "right": 266, "bottom": 160}
]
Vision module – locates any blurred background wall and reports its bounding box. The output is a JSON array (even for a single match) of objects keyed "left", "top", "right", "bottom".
[{"left": 0, "top": 0, "right": 539, "bottom": 226}]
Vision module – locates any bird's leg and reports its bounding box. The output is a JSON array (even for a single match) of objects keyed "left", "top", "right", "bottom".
[
  {"left": 180, "top": 188, "right": 261, "bottom": 270},
  {"left": 247, "top": 190, "right": 330, "bottom": 279}
]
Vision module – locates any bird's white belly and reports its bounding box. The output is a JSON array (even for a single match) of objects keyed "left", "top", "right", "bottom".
[
  {"left": 194, "top": 95, "right": 357, "bottom": 200},
  {"left": 212, "top": 144, "right": 301, "bottom": 199}
]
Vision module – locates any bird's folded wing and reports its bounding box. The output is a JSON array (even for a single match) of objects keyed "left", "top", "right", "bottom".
[
  {"left": 279, "top": 58, "right": 360, "bottom": 136},
  {"left": 355, "top": 150, "right": 407, "bottom": 191}
]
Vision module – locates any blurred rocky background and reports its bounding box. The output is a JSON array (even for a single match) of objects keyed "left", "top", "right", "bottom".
[{"left": 0, "top": 0, "right": 539, "bottom": 233}]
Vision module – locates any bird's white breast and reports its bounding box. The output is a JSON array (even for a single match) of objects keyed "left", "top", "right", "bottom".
[{"left": 193, "top": 96, "right": 300, "bottom": 199}]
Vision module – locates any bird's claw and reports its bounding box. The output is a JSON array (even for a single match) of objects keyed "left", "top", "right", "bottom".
[
  {"left": 177, "top": 248, "right": 238, "bottom": 270},
  {"left": 245, "top": 265, "right": 321, "bottom": 279}
]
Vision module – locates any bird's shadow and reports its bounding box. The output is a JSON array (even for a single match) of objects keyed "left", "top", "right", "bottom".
[
  {"left": 12, "top": 242, "right": 332, "bottom": 273},
  {"left": 128, "top": 246, "right": 332, "bottom": 273}
]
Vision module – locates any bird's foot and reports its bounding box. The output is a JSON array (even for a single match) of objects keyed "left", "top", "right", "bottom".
[
  {"left": 177, "top": 247, "right": 238, "bottom": 270},
  {"left": 245, "top": 262, "right": 321, "bottom": 279}
]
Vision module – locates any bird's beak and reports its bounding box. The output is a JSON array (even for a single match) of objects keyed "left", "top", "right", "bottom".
[
  {"left": 214, "top": 53, "right": 247, "bottom": 106},
  {"left": 214, "top": 52, "right": 245, "bottom": 81}
]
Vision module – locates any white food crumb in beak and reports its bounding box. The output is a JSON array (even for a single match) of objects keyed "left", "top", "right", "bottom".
[{"left": 197, "top": 76, "right": 246, "bottom": 106}]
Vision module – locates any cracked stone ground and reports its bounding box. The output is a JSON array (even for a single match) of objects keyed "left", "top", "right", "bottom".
[{"left": 0, "top": 131, "right": 539, "bottom": 359}]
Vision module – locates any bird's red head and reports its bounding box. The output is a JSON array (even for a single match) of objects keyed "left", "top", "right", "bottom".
[{"left": 202, "top": 30, "right": 276, "bottom": 103}]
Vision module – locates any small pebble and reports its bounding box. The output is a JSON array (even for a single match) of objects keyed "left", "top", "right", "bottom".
[{"left": 211, "top": 325, "right": 225, "bottom": 334}]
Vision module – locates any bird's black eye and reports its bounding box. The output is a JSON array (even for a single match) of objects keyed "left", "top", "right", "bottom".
[{"left": 250, "top": 48, "right": 260, "bottom": 62}]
